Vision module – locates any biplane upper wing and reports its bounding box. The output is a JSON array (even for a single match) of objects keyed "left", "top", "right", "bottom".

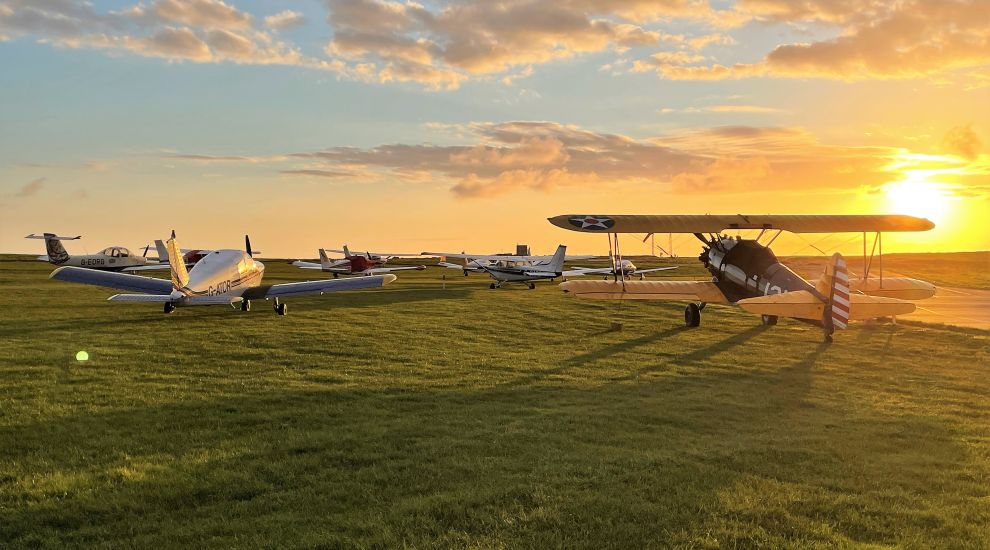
[
  {"left": 548, "top": 214, "right": 934, "bottom": 234},
  {"left": 559, "top": 279, "right": 730, "bottom": 303}
]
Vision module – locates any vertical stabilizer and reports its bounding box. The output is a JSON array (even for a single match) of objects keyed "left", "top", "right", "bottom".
[
  {"left": 154, "top": 240, "right": 169, "bottom": 263},
  {"left": 342, "top": 245, "right": 351, "bottom": 258},
  {"left": 548, "top": 245, "right": 567, "bottom": 273},
  {"left": 319, "top": 248, "right": 332, "bottom": 269},
  {"left": 43, "top": 233, "right": 70, "bottom": 264},
  {"left": 824, "top": 253, "right": 851, "bottom": 331},
  {"left": 166, "top": 237, "right": 190, "bottom": 290}
]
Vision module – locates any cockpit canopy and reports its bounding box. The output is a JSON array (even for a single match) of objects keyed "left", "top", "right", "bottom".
[{"left": 99, "top": 246, "right": 131, "bottom": 257}]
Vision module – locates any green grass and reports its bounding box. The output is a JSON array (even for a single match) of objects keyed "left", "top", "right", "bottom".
[{"left": 1, "top": 254, "right": 988, "bottom": 548}]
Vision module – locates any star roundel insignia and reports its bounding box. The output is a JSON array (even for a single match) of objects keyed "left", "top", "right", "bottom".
[{"left": 568, "top": 215, "right": 615, "bottom": 231}]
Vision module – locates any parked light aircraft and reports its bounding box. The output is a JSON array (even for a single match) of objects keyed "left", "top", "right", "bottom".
[
  {"left": 292, "top": 248, "right": 426, "bottom": 277},
  {"left": 571, "top": 258, "right": 678, "bottom": 280},
  {"left": 49, "top": 234, "right": 395, "bottom": 315},
  {"left": 429, "top": 245, "right": 598, "bottom": 289},
  {"left": 27, "top": 233, "right": 160, "bottom": 271},
  {"left": 548, "top": 214, "right": 937, "bottom": 342},
  {"left": 428, "top": 249, "right": 596, "bottom": 277}
]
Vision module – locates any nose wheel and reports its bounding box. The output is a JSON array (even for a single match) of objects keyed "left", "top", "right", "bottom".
[
  {"left": 684, "top": 303, "right": 702, "bottom": 327},
  {"left": 528, "top": 283, "right": 536, "bottom": 289},
  {"left": 163, "top": 302, "right": 175, "bottom": 314},
  {"left": 241, "top": 300, "right": 251, "bottom": 312},
  {"left": 273, "top": 297, "right": 287, "bottom": 316}
]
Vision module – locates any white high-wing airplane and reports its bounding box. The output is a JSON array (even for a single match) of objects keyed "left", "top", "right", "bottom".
[
  {"left": 427, "top": 249, "right": 596, "bottom": 277},
  {"left": 27, "top": 233, "right": 161, "bottom": 271},
  {"left": 292, "top": 247, "right": 426, "bottom": 277},
  {"left": 49, "top": 235, "right": 395, "bottom": 315},
  {"left": 432, "top": 245, "right": 597, "bottom": 289}
]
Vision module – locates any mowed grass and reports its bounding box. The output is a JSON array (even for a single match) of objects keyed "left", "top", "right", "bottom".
[{"left": 1, "top": 254, "right": 989, "bottom": 548}]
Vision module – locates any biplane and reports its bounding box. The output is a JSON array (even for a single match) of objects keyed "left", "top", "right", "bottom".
[{"left": 547, "top": 214, "right": 937, "bottom": 342}]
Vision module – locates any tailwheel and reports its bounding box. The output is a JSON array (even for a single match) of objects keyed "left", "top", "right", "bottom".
[
  {"left": 684, "top": 303, "right": 701, "bottom": 328},
  {"left": 164, "top": 302, "right": 175, "bottom": 314},
  {"left": 241, "top": 300, "right": 251, "bottom": 312},
  {"left": 761, "top": 314, "right": 777, "bottom": 326},
  {"left": 528, "top": 283, "right": 536, "bottom": 290}
]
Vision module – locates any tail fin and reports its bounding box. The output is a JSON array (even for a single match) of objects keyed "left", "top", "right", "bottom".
[
  {"left": 166, "top": 237, "right": 190, "bottom": 290},
  {"left": 154, "top": 239, "right": 169, "bottom": 262},
  {"left": 820, "top": 253, "right": 851, "bottom": 330},
  {"left": 319, "top": 248, "right": 332, "bottom": 269},
  {"left": 343, "top": 245, "right": 351, "bottom": 258},
  {"left": 548, "top": 245, "right": 567, "bottom": 273},
  {"left": 26, "top": 233, "right": 76, "bottom": 264}
]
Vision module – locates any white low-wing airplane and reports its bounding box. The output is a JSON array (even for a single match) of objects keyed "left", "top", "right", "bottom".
[
  {"left": 292, "top": 247, "right": 426, "bottom": 277},
  {"left": 27, "top": 233, "right": 161, "bottom": 271},
  {"left": 432, "top": 245, "right": 599, "bottom": 289},
  {"left": 49, "top": 235, "right": 395, "bottom": 315}
]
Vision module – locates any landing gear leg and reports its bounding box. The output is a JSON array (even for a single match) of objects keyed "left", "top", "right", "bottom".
[
  {"left": 761, "top": 314, "right": 777, "bottom": 326},
  {"left": 164, "top": 302, "right": 175, "bottom": 314},
  {"left": 241, "top": 300, "right": 251, "bottom": 312},
  {"left": 684, "top": 303, "right": 701, "bottom": 327},
  {"left": 274, "top": 297, "right": 287, "bottom": 316}
]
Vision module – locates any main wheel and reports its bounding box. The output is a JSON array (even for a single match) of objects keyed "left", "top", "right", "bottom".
[
  {"left": 241, "top": 300, "right": 251, "bottom": 312},
  {"left": 528, "top": 283, "right": 536, "bottom": 289},
  {"left": 332, "top": 273, "right": 339, "bottom": 279},
  {"left": 163, "top": 302, "right": 175, "bottom": 314},
  {"left": 489, "top": 283, "right": 496, "bottom": 289},
  {"left": 761, "top": 314, "right": 777, "bottom": 326},
  {"left": 463, "top": 271, "right": 469, "bottom": 277},
  {"left": 276, "top": 303, "right": 287, "bottom": 316},
  {"left": 684, "top": 303, "right": 701, "bottom": 327}
]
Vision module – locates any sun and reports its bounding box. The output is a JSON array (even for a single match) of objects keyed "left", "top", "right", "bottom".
[{"left": 883, "top": 176, "right": 952, "bottom": 223}]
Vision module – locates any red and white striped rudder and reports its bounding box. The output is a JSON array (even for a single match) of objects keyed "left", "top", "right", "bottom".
[{"left": 829, "top": 253, "right": 850, "bottom": 330}]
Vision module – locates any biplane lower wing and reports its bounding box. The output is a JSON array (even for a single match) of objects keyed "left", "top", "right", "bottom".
[
  {"left": 737, "top": 291, "right": 916, "bottom": 320},
  {"left": 559, "top": 280, "right": 729, "bottom": 302}
]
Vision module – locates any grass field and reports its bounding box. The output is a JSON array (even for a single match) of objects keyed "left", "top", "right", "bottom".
[{"left": 1, "top": 254, "right": 989, "bottom": 547}]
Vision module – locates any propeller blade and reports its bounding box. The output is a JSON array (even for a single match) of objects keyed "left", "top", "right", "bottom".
[{"left": 245, "top": 235, "right": 253, "bottom": 257}]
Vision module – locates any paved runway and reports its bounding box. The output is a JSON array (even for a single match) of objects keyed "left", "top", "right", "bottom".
[{"left": 902, "top": 287, "right": 990, "bottom": 330}]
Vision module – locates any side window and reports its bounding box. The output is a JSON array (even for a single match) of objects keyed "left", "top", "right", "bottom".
[{"left": 110, "top": 249, "right": 119, "bottom": 257}]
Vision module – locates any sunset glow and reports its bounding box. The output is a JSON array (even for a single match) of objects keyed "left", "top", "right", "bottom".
[{"left": 0, "top": 1, "right": 987, "bottom": 256}]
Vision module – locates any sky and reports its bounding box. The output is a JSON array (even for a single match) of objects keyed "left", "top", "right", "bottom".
[{"left": 1, "top": 0, "right": 988, "bottom": 258}]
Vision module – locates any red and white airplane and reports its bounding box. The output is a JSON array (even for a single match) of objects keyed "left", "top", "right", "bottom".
[{"left": 292, "top": 245, "right": 426, "bottom": 277}]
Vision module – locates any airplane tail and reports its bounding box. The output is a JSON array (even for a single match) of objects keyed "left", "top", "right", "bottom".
[
  {"left": 319, "top": 248, "right": 332, "bottom": 269},
  {"left": 25, "top": 233, "right": 76, "bottom": 264},
  {"left": 818, "top": 253, "right": 851, "bottom": 331},
  {"left": 154, "top": 239, "right": 169, "bottom": 263},
  {"left": 166, "top": 236, "right": 190, "bottom": 290},
  {"left": 548, "top": 245, "right": 567, "bottom": 273},
  {"left": 343, "top": 244, "right": 351, "bottom": 258}
]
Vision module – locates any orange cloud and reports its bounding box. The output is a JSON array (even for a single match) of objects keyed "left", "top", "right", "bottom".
[{"left": 942, "top": 125, "right": 983, "bottom": 161}]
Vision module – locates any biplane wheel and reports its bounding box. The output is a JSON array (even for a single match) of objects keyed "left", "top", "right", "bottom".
[
  {"left": 761, "top": 314, "right": 777, "bottom": 326},
  {"left": 684, "top": 303, "right": 701, "bottom": 327},
  {"left": 275, "top": 303, "right": 287, "bottom": 316},
  {"left": 163, "top": 302, "right": 175, "bottom": 314},
  {"left": 489, "top": 283, "right": 497, "bottom": 289},
  {"left": 241, "top": 300, "right": 251, "bottom": 312}
]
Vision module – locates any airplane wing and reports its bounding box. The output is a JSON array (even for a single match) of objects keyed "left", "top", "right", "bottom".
[
  {"left": 327, "top": 249, "right": 422, "bottom": 257},
  {"left": 362, "top": 266, "right": 426, "bottom": 274},
  {"left": 425, "top": 251, "right": 597, "bottom": 262},
  {"left": 737, "top": 290, "right": 916, "bottom": 320},
  {"left": 244, "top": 274, "right": 396, "bottom": 299},
  {"left": 50, "top": 266, "right": 174, "bottom": 294},
  {"left": 121, "top": 264, "right": 170, "bottom": 272},
  {"left": 291, "top": 259, "right": 351, "bottom": 273},
  {"left": 548, "top": 214, "right": 935, "bottom": 234},
  {"left": 559, "top": 279, "right": 730, "bottom": 302},
  {"left": 634, "top": 266, "right": 679, "bottom": 274}
]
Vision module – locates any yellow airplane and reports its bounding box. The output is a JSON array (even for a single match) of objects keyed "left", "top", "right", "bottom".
[{"left": 548, "top": 214, "right": 937, "bottom": 342}]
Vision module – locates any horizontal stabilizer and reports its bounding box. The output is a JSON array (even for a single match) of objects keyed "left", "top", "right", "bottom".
[
  {"left": 738, "top": 290, "right": 916, "bottom": 320},
  {"left": 26, "top": 233, "right": 81, "bottom": 240},
  {"left": 559, "top": 280, "right": 728, "bottom": 302},
  {"left": 850, "top": 277, "right": 936, "bottom": 301}
]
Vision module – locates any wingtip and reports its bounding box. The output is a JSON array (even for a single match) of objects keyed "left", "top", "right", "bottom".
[
  {"left": 383, "top": 274, "right": 398, "bottom": 285},
  {"left": 49, "top": 266, "right": 68, "bottom": 279}
]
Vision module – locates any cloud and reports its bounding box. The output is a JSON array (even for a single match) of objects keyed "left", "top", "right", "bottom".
[
  {"left": 641, "top": 0, "right": 990, "bottom": 81},
  {"left": 319, "top": 0, "right": 740, "bottom": 89},
  {"left": 265, "top": 10, "right": 305, "bottom": 30},
  {"left": 0, "top": 0, "right": 311, "bottom": 68},
  {"left": 176, "top": 121, "right": 918, "bottom": 199},
  {"left": 660, "top": 104, "right": 783, "bottom": 114},
  {"left": 14, "top": 177, "right": 44, "bottom": 198},
  {"left": 942, "top": 125, "right": 982, "bottom": 161}
]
